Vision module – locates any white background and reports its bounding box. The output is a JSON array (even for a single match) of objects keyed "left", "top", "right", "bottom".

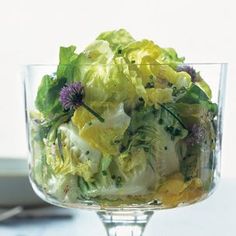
[{"left": 0, "top": 0, "right": 235, "bottom": 177}]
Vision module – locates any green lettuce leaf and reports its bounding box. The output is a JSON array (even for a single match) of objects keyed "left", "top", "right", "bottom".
[
  {"left": 73, "top": 57, "right": 146, "bottom": 107},
  {"left": 96, "top": 28, "right": 135, "bottom": 52},
  {"left": 76, "top": 104, "right": 189, "bottom": 199},
  {"left": 32, "top": 28, "right": 217, "bottom": 201},
  {"left": 77, "top": 150, "right": 159, "bottom": 199},
  {"left": 122, "top": 40, "right": 191, "bottom": 88},
  {"left": 74, "top": 103, "right": 131, "bottom": 155},
  {"left": 125, "top": 105, "right": 188, "bottom": 177},
  {"left": 35, "top": 75, "right": 66, "bottom": 118},
  {"left": 72, "top": 40, "right": 114, "bottom": 85},
  {"left": 174, "top": 103, "right": 216, "bottom": 184},
  {"left": 123, "top": 39, "right": 162, "bottom": 64},
  {"left": 45, "top": 122, "right": 102, "bottom": 182},
  {"left": 195, "top": 74, "right": 212, "bottom": 99},
  {"left": 177, "top": 84, "right": 217, "bottom": 114},
  {"left": 158, "top": 48, "right": 185, "bottom": 69},
  {"left": 56, "top": 46, "right": 78, "bottom": 82}
]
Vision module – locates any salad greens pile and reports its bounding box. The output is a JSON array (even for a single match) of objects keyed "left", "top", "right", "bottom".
[{"left": 30, "top": 29, "right": 217, "bottom": 207}]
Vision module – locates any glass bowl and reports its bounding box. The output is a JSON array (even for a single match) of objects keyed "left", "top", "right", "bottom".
[{"left": 24, "top": 63, "right": 227, "bottom": 235}]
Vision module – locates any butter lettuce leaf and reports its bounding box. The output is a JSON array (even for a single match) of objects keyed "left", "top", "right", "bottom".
[
  {"left": 73, "top": 103, "right": 130, "bottom": 155},
  {"left": 96, "top": 28, "right": 134, "bottom": 52},
  {"left": 32, "top": 28, "right": 216, "bottom": 203},
  {"left": 122, "top": 39, "right": 191, "bottom": 88},
  {"left": 45, "top": 122, "right": 102, "bottom": 182},
  {"left": 174, "top": 103, "right": 216, "bottom": 185},
  {"left": 125, "top": 105, "right": 188, "bottom": 178},
  {"left": 158, "top": 48, "right": 185, "bottom": 69}
]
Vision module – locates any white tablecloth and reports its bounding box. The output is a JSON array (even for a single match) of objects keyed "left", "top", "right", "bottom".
[{"left": 1, "top": 178, "right": 236, "bottom": 236}]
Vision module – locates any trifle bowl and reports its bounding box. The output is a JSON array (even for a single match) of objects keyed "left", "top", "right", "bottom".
[{"left": 24, "top": 29, "right": 227, "bottom": 236}]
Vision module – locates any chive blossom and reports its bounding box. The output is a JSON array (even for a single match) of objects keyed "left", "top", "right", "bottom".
[
  {"left": 59, "top": 82, "right": 104, "bottom": 122},
  {"left": 176, "top": 65, "right": 199, "bottom": 83},
  {"left": 117, "top": 49, "right": 122, "bottom": 54}
]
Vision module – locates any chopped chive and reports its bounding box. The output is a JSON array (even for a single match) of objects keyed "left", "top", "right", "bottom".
[
  {"left": 158, "top": 103, "right": 187, "bottom": 129},
  {"left": 82, "top": 102, "right": 105, "bottom": 123},
  {"left": 173, "top": 128, "right": 182, "bottom": 136},
  {"left": 115, "top": 176, "right": 122, "bottom": 187},
  {"left": 114, "top": 139, "right": 121, "bottom": 144},
  {"left": 158, "top": 118, "right": 163, "bottom": 125},
  {"left": 145, "top": 82, "right": 155, "bottom": 88},
  {"left": 119, "top": 145, "right": 126, "bottom": 153},
  {"left": 57, "top": 131, "right": 64, "bottom": 162}
]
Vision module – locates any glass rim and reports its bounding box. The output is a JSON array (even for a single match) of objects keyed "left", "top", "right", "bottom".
[{"left": 23, "top": 62, "right": 228, "bottom": 68}]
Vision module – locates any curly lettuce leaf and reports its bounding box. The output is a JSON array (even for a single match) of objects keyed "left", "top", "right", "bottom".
[
  {"left": 116, "top": 149, "right": 147, "bottom": 177},
  {"left": 44, "top": 122, "right": 102, "bottom": 182},
  {"left": 83, "top": 40, "right": 114, "bottom": 63},
  {"left": 123, "top": 39, "right": 162, "bottom": 64},
  {"left": 121, "top": 40, "right": 191, "bottom": 88},
  {"left": 77, "top": 150, "right": 159, "bottom": 198},
  {"left": 146, "top": 87, "right": 173, "bottom": 105},
  {"left": 73, "top": 58, "right": 146, "bottom": 107},
  {"left": 96, "top": 28, "right": 135, "bottom": 52},
  {"left": 157, "top": 48, "right": 185, "bottom": 69},
  {"left": 150, "top": 64, "right": 191, "bottom": 89}
]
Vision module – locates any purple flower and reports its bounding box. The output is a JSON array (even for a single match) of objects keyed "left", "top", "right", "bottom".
[
  {"left": 176, "top": 65, "right": 199, "bottom": 83},
  {"left": 59, "top": 82, "right": 84, "bottom": 110},
  {"left": 59, "top": 82, "right": 104, "bottom": 122}
]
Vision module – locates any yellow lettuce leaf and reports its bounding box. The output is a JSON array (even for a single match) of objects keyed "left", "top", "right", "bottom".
[
  {"left": 146, "top": 88, "right": 173, "bottom": 105},
  {"left": 155, "top": 173, "right": 204, "bottom": 207},
  {"left": 74, "top": 103, "right": 130, "bottom": 155}
]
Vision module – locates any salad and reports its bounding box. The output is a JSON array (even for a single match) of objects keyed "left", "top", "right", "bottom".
[{"left": 30, "top": 29, "right": 217, "bottom": 208}]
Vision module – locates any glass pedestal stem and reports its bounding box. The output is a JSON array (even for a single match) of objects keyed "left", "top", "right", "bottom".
[{"left": 97, "top": 210, "right": 153, "bottom": 236}]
